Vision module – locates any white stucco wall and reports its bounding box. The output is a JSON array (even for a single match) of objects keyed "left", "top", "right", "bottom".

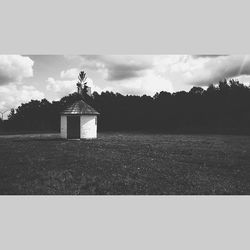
[
  {"left": 80, "top": 115, "right": 97, "bottom": 139},
  {"left": 60, "top": 115, "right": 67, "bottom": 139}
]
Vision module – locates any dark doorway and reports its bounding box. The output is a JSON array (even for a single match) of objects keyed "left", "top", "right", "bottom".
[{"left": 67, "top": 116, "right": 80, "bottom": 139}]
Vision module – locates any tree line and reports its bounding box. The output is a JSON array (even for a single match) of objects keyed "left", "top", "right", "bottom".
[{"left": 1, "top": 79, "right": 250, "bottom": 134}]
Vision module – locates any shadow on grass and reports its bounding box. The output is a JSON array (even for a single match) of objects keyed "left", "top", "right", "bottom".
[
  {"left": 10, "top": 137, "right": 63, "bottom": 142},
  {"left": 29, "top": 138, "right": 65, "bottom": 142}
]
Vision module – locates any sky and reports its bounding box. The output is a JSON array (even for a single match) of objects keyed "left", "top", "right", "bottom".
[{"left": 1, "top": 54, "right": 250, "bottom": 119}]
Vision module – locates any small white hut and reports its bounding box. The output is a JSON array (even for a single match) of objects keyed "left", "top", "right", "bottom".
[
  {"left": 60, "top": 71, "right": 100, "bottom": 139},
  {"left": 60, "top": 100, "right": 99, "bottom": 139}
]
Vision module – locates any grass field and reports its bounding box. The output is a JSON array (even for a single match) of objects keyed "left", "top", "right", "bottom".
[{"left": 0, "top": 132, "right": 250, "bottom": 194}]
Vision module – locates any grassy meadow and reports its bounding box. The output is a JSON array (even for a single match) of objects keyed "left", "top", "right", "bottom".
[{"left": 0, "top": 132, "right": 250, "bottom": 194}]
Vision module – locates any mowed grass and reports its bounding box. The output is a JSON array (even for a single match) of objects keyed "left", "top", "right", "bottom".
[{"left": 0, "top": 132, "right": 250, "bottom": 194}]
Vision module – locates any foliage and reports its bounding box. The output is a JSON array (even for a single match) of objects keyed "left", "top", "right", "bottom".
[{"left": 4, "top": 79, "right": 250, "bottom": 134}]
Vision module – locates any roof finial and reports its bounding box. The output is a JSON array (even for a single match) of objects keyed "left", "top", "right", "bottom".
[{"left": 77, "top": 70, "right": 87, "bottom": 94}]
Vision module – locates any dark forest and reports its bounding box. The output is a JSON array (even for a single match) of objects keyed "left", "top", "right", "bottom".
[{"left": 1, "top": 79, "right": 250, "bottom": 135}]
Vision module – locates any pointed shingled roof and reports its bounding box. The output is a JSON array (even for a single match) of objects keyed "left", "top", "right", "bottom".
[{"left": 61, "top": 100, "right": 100, "bottom": 115}]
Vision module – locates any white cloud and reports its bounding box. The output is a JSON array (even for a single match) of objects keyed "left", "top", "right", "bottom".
[
  {"left": 80, "top": 55, "right": 153, "bottom": 81},
  {"left": 154, "top": 55, "right": 250, "bottom": 90},
  {"left": 236, "top": 75, "right": 250, "bottom": 87},
  {"left": 79, "top": 55, "right": 250, "bottom": 92},
  {"left": 107, "top": 70, "right": 173, "bottom": 95},
  {"left": 0, "top": 55, "right": 40, "bottom": 118},
  {"left": 60, "top": 68, "right": 79, "bottom": 79},
  {"left": 0, "top": 55, "right": 34, "bottom": 85},
  {"left": 46, "top": 77, "right": 76, "bottom": 100},
  {"left": 46, "top": 76, "right": 102, "bottom": 100},
  {"left": 3, "top": 55, "right": 250, "bottom": 115},
  {"left": 0, "top": 84, "right": 45, "bottom": 118},
  {"left": 78, "top": 55, "right": 173, "bottom": 95}
]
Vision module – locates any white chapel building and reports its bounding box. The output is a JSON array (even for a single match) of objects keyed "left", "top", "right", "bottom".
[{"left": 60, "top": 71, "right": 100, "bottom": 139}]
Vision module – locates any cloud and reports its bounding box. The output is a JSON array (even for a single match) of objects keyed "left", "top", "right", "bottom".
[
  {"left": 46, "top": 77, "right": 76, "bottom": 99},
  {"left": 61, "top": 55, "right": 250, "bottom": 94},
  {"left": 192, "top": 55, "right": 227, "bottom": 58},
  {"left": 60, "top": 68, "right": 79, "bottom": 79},
  {"left": 0, "top": 55, "right": 40, "bottom": 118},
  {"left": 236, "top": 75, "right": 250, "bottom": 86},
  {"left": 199, "top": 55, "right": 250, "bottom": 83},
  {"left": 76, "top": 55, "right": 175, "bottom": 95},
  {"left": 46, "top": 76, "right": 102, "bottom": 100},
  {"left": 154, "top": 55, "right": 250, "bottom": 89},
  {"left": 3, "top": 54, "right": 250, "bottom": 115},
  {"left": 187, "top": 55, "right": 250, "bottom": 86},
  {"left": 0, "top": 84, "right": 45, "bottom": 116},
  {"left": 0, "top": 55, "right": 34, "bottom": 85},
  {"left": 115, "top": 70, "right": 174, "bottom": 95},
  {"left": 80, "top": 55, "right": 153, "bottom": 81}
]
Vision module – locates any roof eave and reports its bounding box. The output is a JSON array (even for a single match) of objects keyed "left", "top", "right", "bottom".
[{"left": 60, "top": 112, "right": 100, "bottom": 115}]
